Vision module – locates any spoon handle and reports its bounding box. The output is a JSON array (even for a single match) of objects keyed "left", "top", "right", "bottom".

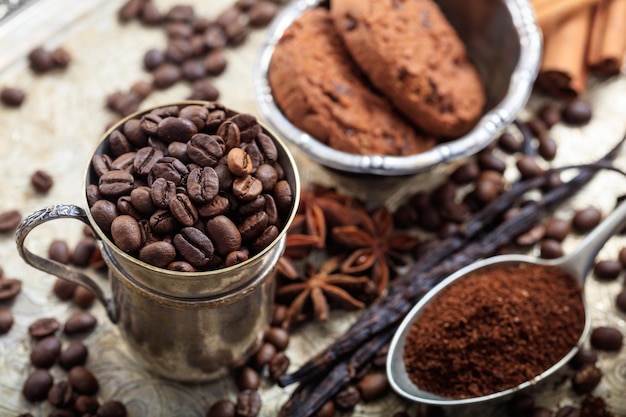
[{"left": 562, "top": 200, "right": 626, "bottom": 282}]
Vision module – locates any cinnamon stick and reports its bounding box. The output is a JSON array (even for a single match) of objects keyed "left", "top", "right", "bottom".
[
  {"left": 532, "top": 0, "right": 602, "bottom": 30},
  {"left": 586, "top": 0, "right": 626, "bottom": 75},
  {"left": 535, "top": 6, "right": 593, "bottom": 98}
]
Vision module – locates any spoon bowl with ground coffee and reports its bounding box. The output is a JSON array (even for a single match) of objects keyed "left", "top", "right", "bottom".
[{"left": 387, "top": 200, "right": 626, "bottom": 406}]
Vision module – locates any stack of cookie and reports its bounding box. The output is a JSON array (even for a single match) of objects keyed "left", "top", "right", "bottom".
[{"left": 268, "top": 0, "right": 486, "bottom": 157}]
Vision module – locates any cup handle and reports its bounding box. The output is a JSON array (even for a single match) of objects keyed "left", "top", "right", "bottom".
[{"left": 15, "top": 204, "right": 117, "bottom": 323}]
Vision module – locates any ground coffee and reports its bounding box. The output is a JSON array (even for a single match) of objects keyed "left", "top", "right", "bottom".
[{"left": 403, "top": 262, "right": 585, "bottom": 398}]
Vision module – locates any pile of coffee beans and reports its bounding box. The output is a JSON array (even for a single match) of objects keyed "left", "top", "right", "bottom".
[{"left": 88, "top": 102, "right": 294, "bottom": 271}]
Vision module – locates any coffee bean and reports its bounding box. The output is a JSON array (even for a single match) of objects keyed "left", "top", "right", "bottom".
[
  {"left": 149, "top": 209, "right": 177, "bottom": 234},
  {"left": 252, "top": 342, "right": 276, "bottom": 370},
  {"left": 130, "top": 79, "right": 154, "bottom": 99},
  {"left": 477, "top": 151, "right": 506, "bottom": 173},
  {"left": 264, "top": 327, "right": 289, "bottom": 351},
  {"left": 64, "top": 311, "right": 98, "bottom": 335},
  {"left": 182, "top": 59, "right": 206, "bottom": 81},
  {"left": 497, "top": 132, "right": 521, "bottom": 154},
  {"left": 172, "top": 227, "right": 214, "bottom": 267},
  {"left": 236, "top": 366, "right": 260, "bottom": 391},
  {"left": 75, "top": 394, "right": 101, "bottom": 413},
  {"left": 207, "top": 399, "right": 236, "bottom": 417},
  {"left": 271, "top": 304, "right": 287, "bottom": 327},
  {"left": 169, "top": 193, "right": 199, "bottom": 226},
  {"left": 0, "top": 310, "right": 14, "bottom": 334},
  {"left": 236, "top": 389, "right": 261, "bottom": 417},
  {"left": 572, "top": 207, "right": 602, "bottom": 232},
  {"left": 134, "top": 146, "right": 163, "bottom": 176},
  {"left": 111, "top": 215, "right": 143, "bottom": 252},
  {"left": 51, "top": 280, "right": 77, "bottom": 306},
  {"left": 139, "top": 241, "right": 177, "bottom": 267},
  {"left": 28, "top": 47, "right": 55, "bottom": 73},
  {"left": 538, "top": 136, "right": 557, "bottom": 161},
  {"left": 204, "top": 49, "right": 228, "bottom": 76},
  {"left": 572, "top": 364, "right": 602, "bottom": 394},
  {"left": 28, "top": 317, "right": 60, "bottom": 338},
  {"left": 22, "top": 369, "right": 54, "bottom": 401},
  {"left": 1, "top": 86, "right": 26, "bottom": 107},
  {"left": 539, "top": 239, "right": 564, "bottom": 259},
  {"left": 68, "top": 366, "right": 99, "bottom": 395},
  {"left": 151, "top": 156, "right": 189, "bottom": 185},
  {"left": 256, "top": 133, "right": 278, "bottom": 162},
  {"left": 153, "top": 63, "right": 182, "bottom": 89},
  {"left": 227, "top": 147, "right": 254, "bottom": 177},
  {"left": 247, "top": 1, "right": 278, "bottom": 27},
  {"left": 118, "top": 0, "right": 144, "bottom": 21},
  {"left": 450, "top": 161, "right": 480, "bottom": 184},
  {"left": 619, "top": 247, "right": 626, "bottom": 267},
  {"left": 474, "top": 171, "right": 504, "bottom": 203},
  {"left": 0, "top": 278, "right": 22, "bottom": 301},
  {"left": 562, "top": 100, "right": 592, "bottom": 125},
  {"left": 537, "top": 104, "right": 561, "bottom": 128},
  {"left": 59, "top": 341, "right": 88, "bottom": 370},
  {"left": 555, "top": 405, "right": 581, "bottom": 417},
  {"left": 50, "top": 46, "right": 71, "bottom": 67},
  {"left": 0, "top": 209, "right": 22, "bottom": 232},
  {"left": 251, "top": 224, "right": 278, "bottom": 252},
  {"left": 30, "top": 336, "right": 62, "bottom": 368},
  {"left": 206, "top": 215, "right": 242, "bottom": 256},
  {"left": 544, "top": 217, "right": 571, "bottom": 241},
  {"left": 590, "top": 326, "right": 623, "bottom": 351},
  {"left": 616, "top": 289, "right": 626, "bottom": 313},
  {"left": 593, "top": 260, "right": 622, "bottom": 280},
  {"left": 48, "top": 240, "right": 71, "bottom": 264},
  {"left": 569, "top": 348, "right": 598, "bottom": 370},
  {"left": 72, "top": 237, "right": 97, "bottom": 267},
  {"left": 97, "top": 400, "right": 128, "bottom": 417},
  {"left": 188, "top": 78, "right": 220, "bottom": 101},
  {"left": 47, "top": 381, "right": 73, "bottom": 407},
  {"left": 73, "top": 285, "right": 96, "bottom": 309},
  {"left": 516, "top": 155, "right": 544, "bottom": 178},
  {"left": 268, "top": 351, "right": 289, "bottom": 380},
  {"left": 356, "top": 373, "right": 389, "bottom": 402},
  {"left": 516, "top": 224, "right": 546, "bottom": 246},
  {"left": 99, "top": 170, "right": 134, "bottom": 197},
  {"left": 157, "top": 116, "right": 198, "bottom": 144},
  {"left": 334, "top": 385, "right": 361, "bottom": 410}
]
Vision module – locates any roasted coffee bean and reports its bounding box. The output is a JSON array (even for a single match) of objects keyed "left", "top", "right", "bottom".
[
  {"left": 59, "top": 341, "right": 88, "bottom": 370},
  {"left": 173, "top": 227, "right": 214, "bottom": 267},
  {"left": 573, "top": 207, "right": 602, "bottom": 232},
  {"left": 130, "top": 80, "right": 154, "bottom": 98},
  {"left": 0, "top": 309, "right": 14, "bottom": 334},
  {"left": 53, "top": 279, "right": 78, "bottom": 301},
  {"left": 271, "top": 304, "right": 287, "bottom": 327},
  {"left": 117, "top": 195, "right": 142, "bottom": 220},
  {"left": 241, "top": 142, "right": 262, "bottom": 171},
  {"left": 134, "top": 146, "right": 163, "bottom": 176},
  {"left": 538, "top": 104, "right": 561, "bottom": 128},
  {"left": 111, "top": 215, "right": 143, "bottom": 252},
  {"left": 50, "top": 46, "right": 71, "bottom": 67},
  {"left": 188, "top": 78, "right": 220, "bottom": 101},
  {"left": 594, "top": 260, "right": 622, "bottom": 280},
  {"left": 187, "top": 167, "right": 219, "bottom": 203},
  {"left": 206, "top": 215, "right": 241, "bottom": 256},
  {"left": 149, "top": 209, "right": 177, "bottom": 235},
  {"left": 247, "top": 1, "right": 278, "bottom": 26},
  {"left": 187, "top": 134, "right": 225, "bottom": 167},
  {"left": 68, "top": 366, "right": 99, "bottom": 395},
  {"left": 139, "top": 241, "right": 177, "bottom": 268},
  {"left": 151, "top": 157, "right": 189, "bottom": 185},
  {"left": 123, "top": 119, "right": 149, "bottom": 148},
  {"left": 251, "top": 225, "right": 278, "bottom": 252},
  {"left": 166, "top": 21, "right": 194, "bottom": 38},
  {"left": 109, "top": 131, "right": 133, "bottom": 158},
  {"left": 198, "top": 195, "right": 230, "bottom": 218},
  {"left": 204, "top": 24, "right": 228, "bottom": 49},
  {"left": 182, "top": 59, "right": 206, "bottom": 81},
  {"left": 73, "top": 285, "right": 96, "bottom": 309},
  {"left": 0, "top": 209, "right": 22, "bottom": 232},
  {"left": 590, "top": 326, "right": 623, "bottom": 351},
  {"left": 516, "top": 224, "right": 546, "bottom": 246},
  {"left": 569, "top": 348, "right": 597, "bottom": 370},
  {"left": 544, "top": 218, "right": 571, "bottom": 242},
  {"left": 236, "top": 366, "right": 260, "bottom": 391},
  {"left": 314, "top": 401, "right": 335, "bottom": 417},
  {"left": 1, "top": 86, "right": 26, "bottom": 107},
  {"left": 28, "top": 317, "right": 60, "bottom": 338},
  {"left": 99, "top": 170, "right": 134, "bottom": 197},
  {"left": 165, "top": 4, "right": 194, "bottom": 22},
  {"left": 0, "top": 278, "right": 21, "bottom": 301},
  {"left": 118, "top": 0, "right": 144, "bottom": 21},
  {"left": 72, "top": 237, "right": 97, "bottom": 267},
  {"left": 168, "top": 261, "right": 196, "bottom": 272},
  {"left": 48, "top": 410, "right": 75, "bottom": 417},
  {"left": 516, "top": 156, "right": 544, "bottom": 178},
  {"left": 526, "top": 117, "right": 547, "bottom": 139},
  {"left": 236, "top": 389, "right": 261, "bottom": 417},
  {"left": 264, "top": 327, "right": 289, "bottom": 351},
  {"left": 204, "top": 49, "right": 228, "bottom": 76},
  {"left": 253, "top": 342, "right": 276, "bottom": 370},
  {"left": 23, "top": 369, "right": 54, "bottom": 401},
  {"left": 269, "top": 351, "right": 289, "bottom": 380},
  {"left": 30, "top": 336, "right": 62, "bottom": 368},
  {"left": 91, "top": 200, "right": 119, "bottom": 234},
  {"left": 450, "top": 161, "right": 480, "bottom": 184},
  {"left": 153, "top": 63, "right": 182, "bottom": 89},
  {"left": 572, "top": 364, "right": 602, "bottom": 394},
  {"left": 75, "top": 394, "right": 100, "bottom": 414},
  {"left": 356, "top": 373, "right": 388, "bottom": 402},
  {"left": 48, "top": 381, "right": 73, "bottom": 407},
  {"left": 474, "top": 171, "right": 505, "bottom": 203},
  {"left": 223, "top": 250, "right": 247, "bottom": 266},
  {"left": 86, "top": 184, "right": 102, "bottom": 207},
  {"left": 49, "top": 240, "right": 71, "bottom": 264},
  {"left": 239, "top": 211, "right": 269, "bottom": 241},
  {"left": 207, "top": 399, "right": 236, "bottom": 417},
  {"left": 97, "top": 400, "right": 128, "bottom": 417},
  {"left": 619, "top": 247, "right": 626, "bottom": 267},
  {"left": 150, "top": 178, "right": 177, "bottom": 209},
  {"left": 617, "top": 289, "right": 626, "bottom": 313},
  {"left": 539, "top": 239, "right": 564, "bottom": 259},
  {"left": 255, "top": 133, "right": 278, "bottom": 162},
  {"left": 28, "top": 46, "right": 55, "bottom": 73},
  {"left": 538, "top": 136, "right": 557, "bottom": 161},
  {"left": 562, "top": 100, "right": 592, "bottom": 125},
  {"left": 497, "top": 132, "right": 521, "bottom": 154},
  {"left": 334, "top": 385, "right": 361, "bottom": 410},
  {"left": 64, "top": 311, "right": 97, "bottom": 335},
  {"left": 227, "top": 147, "right": 253, "bottom": 177},
  {"left": 263, "top": 195, "right": 278, "bottom": 225},
  {"left": 477, "top": 151, "right": 506, "bottom": 173},
  {"left": 255, "top": 164, "right": 278, "bottom": 192},
  {"left": 169, "top": 193, "right": 199, "bottom": 226},
  {"left": 157, "top": 117, "right": 198, "bottom": 144},
  {"left": 555, "top": 405, "right": 581, "bottom": 417}
]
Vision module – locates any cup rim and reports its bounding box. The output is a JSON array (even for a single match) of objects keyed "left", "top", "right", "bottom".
[{"left": 83, "top": 100, "right": 301, "bottom": 279}]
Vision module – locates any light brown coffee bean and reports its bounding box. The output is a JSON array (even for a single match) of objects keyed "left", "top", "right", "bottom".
[
  {"left": 0, "top": 209, "right": 22, "bottom": 232},
  {"left": 356, "top": 373, "right": 389, "bottom": 402},
  {"left": 31, "top": 170, "right": 54, "bottom": 193}
]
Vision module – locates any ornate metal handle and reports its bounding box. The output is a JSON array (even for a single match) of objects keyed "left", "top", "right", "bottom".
[{"left": 15, "top": 204, "right": 117, "bottom": 322}]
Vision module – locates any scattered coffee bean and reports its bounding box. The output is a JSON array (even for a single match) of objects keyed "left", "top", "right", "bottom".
[
  {"left": 50, "top": 46, "right": 72, "bottom": 68},
  {"left": 68, "top": 366, "right": 99, "bottom": 395},
  {"left": 572, "top": 364, "right": 602, "bottom": 394},
  {"left": 538, "top": 104, "right": 561, "bottom": 128},
  {"left": 207, "top": 399, "right": 236, "bottom": 417},
  {"left": 590, "top": 326, "right": 623, "bottom": 351},
  {"left": 264, "top": 327, "right": 289, "bottom": 351},
  {"left": 64, "top": 311, "right": 98, "bottom": 335},
  {"left": 569, "top": 348, "right": 598, "bottom": 370},
  {"left": 59, "top": 341, "right": 89, "bottom": 370},
  {"left": 28, "top": 46, "right": 55, "bottom": 73},
  {"left": 539, "top": 239, "right": 564, "bottom": 259},
  {"left": 0, "top": 209, "right": 22, "bottom": 232},
  {"left": 235, "top": 366, "right": 260, "bottom": 391},
  {"left": 0, "top": 278, "right": 22, "bottom": 301},
  {"left": 268, "top": 351, "right": 289, "bottom": 381},
  {"left": 516, "top": 224, "right": 546, "bottom": 246},
  {"left": 247, "top": 1, "right": 279, "bottom": 27},
  {"left": 236, "top": 389, "right": 261, "bottom": 417},
  {"left": 616, "top": 289, "right": 626, "bottom": 313},
  {"left": 47, "top": 380, "right": 73, "bottom": 408},
  {"left": 28, "top": 317, "right": 60, "bottom": 338},
  {"left": 49, "top": 240, "right": 71, "bottom": 264},
  {"left": 73, "top": 285, "right": 96, "bottom": 309},
  {"left": 619, "top": 246, "right": 626, "bottom": 267},
  {"left": 75, "top": 394, "right": 100, "bottom": 414},
  {"left": 334, "top": 385, "right": 361, "bottom": 410},
  {"left": 516, "top": 155, "right": 544, "bottom": 178},
  {"left": 0, "top": 309, "right": 14, "bottom": 334},
  {"left": 531, "top": 407, "right": 553, "bottom": 417},
  {"left": 252, "top": 342, "right": 276, "bottom": 370},
  {"left": 72, "top": 237, "right": 97, "bottom": 267},
  {"left": 497, "top": 132, "right": 521, "bottom": 154},
  {"left": 53, "top": 278, "right": 78, "bottom": 301},
  {"left": 1, "top": 86, "right": 26, "bottom": 107},
  {"left": 562, "top": 100, "right": 592, "bottom": 125},
  {"left": 544, "top": 217, "right": 571, "bottom": 241},
  {"left": 356, "top": 373, "right": 389, "bottom": 402},
  {"left": 478, "top": 151, "right": 506, "bottom": 173},
  {"left": 31, "top": 169, "right": 54, "bottom": 193},
  {"left": 30, "top": 336, "right": 62, "bottom": 368},
  {"left": 538, "top": 136, "right": 557, "bottom": 160},
  {"left": 22, "top": 370, "right": 53, "bottom": 403},
  {"left": 450, "top": 161, "right": 480, "bottom": 184},
  {"left": 554, "top": 405, "right": 581, "bottom": 417},
  {"left": 97, "top": 400, "right": 128, "bottom": 417},
  {"left": 572, "top": 207, "right": 602, "bottom": 232},
  {"left": 593, "top": 260, "right": 622, "bottom": 280},
  {"left": 314, "top": 401, "right": 335, "bottom": 417},
  {"left": 271, "top": 304, "right": 287, "bottom": 327}
]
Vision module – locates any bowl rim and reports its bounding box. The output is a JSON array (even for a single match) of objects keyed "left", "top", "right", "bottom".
[{"left": 253, "top": 0, "right": 542, "bottom": 176}]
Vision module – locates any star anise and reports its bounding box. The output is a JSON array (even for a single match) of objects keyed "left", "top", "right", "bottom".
[
  {"left": 276, "top": 255, "right": 371, "bottom": 329},
  {"left": 332, "top": 206, "right": 419, "bottom": 295}
]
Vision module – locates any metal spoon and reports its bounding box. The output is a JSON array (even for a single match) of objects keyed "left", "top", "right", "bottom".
[{"left": 387, "top": 200, "right": 626, "bottom": 406}]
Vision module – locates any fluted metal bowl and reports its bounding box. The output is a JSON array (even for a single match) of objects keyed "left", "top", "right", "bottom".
[{"left": 253, "top": 0, "right": 542, "bottom": 176}]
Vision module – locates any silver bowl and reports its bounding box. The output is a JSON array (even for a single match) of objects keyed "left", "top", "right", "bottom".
[{"left": 253, "top": 0, "right": 542, "bottom": 176}]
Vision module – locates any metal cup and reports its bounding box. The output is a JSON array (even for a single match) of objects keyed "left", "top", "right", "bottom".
[{"left": 15, "top": 101, "right": 301, "bottom": 382}]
